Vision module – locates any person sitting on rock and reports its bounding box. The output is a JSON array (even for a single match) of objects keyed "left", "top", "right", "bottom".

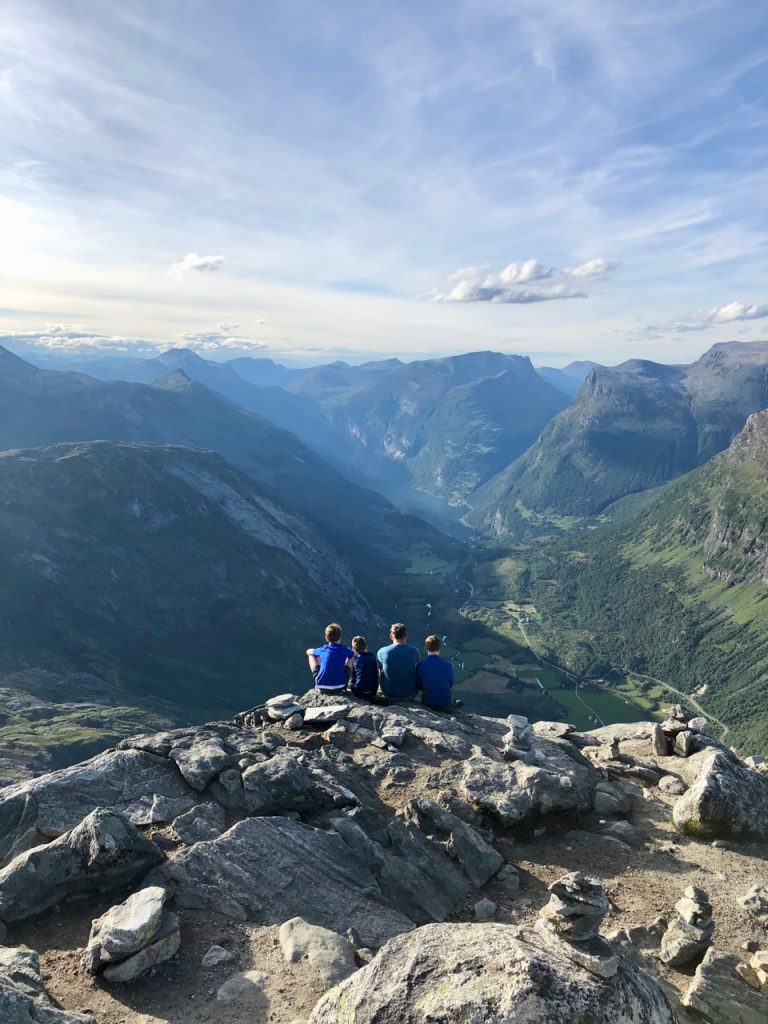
[
  {"left": 377, "top": 622, "right": 419, "bottom": 702},
  {"left": 349, "top": 635, "right": 379, "bottom": 700},
  {"left": 417, "top": 634, "right": 463, "bottom": 711},
  {"left": 306, "top": 623, "right": 354, "bottom": 694}
]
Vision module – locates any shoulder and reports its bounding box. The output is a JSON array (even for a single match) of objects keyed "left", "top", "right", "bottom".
[
  {"left": 312, "top": 643, "right": 328, "bottom": 655},
  {"left": 377, "top": 644, "right": 391, "bottom": 658}
]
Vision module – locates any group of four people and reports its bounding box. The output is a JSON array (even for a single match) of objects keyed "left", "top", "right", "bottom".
[{"left": 306, "top": 622, "right": 462, "bottom": 711}]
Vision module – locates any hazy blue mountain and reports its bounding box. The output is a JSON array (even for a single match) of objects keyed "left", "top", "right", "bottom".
[
  {"left": 0, "top": 440, "right": 373, "bottom": 718},
  {"left": 320, "top": 351, "right": 570, "bottom": 504},
  {"left": 470, "top": 340, "right": 768, "bottom": 535},
  {"left": 224, "top": 356, "right": 304, "bottom": 387},
  {"left": 40, "top": 347, "right": 361, "bottom": 470},
  {"left": 285, "top": 358, "right": 404, "bottom": 403},
  {"left": 536, "top": 360, "right": 602, "bottom": 397},
  {"left": 0, "top": 348, "right": 458, "bottom": 574}
]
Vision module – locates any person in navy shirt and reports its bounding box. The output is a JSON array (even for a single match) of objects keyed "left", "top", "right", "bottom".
[
  {"left": 349, "top": 635, "right": 379, "bottom": 699},
  {"left": 416, "top": 634, "right": 463, "bottom": 710},
  {"left": 306, "top": 623, "right": 354, "bottom": 693}
]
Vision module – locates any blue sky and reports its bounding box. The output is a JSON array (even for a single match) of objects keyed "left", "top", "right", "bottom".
[{"left": 0, "top": 0, "right": 766, "bottom": 365}]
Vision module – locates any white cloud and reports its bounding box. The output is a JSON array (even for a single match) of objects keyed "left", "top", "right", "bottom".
[
  {"left": 179, "top": 327, "right": 267, "bottom": 352},
  {"left": 707, "top": 301, "right": 768, "bottom": 324},
  {"left": 432, "top": 257, "right": 616, "bottom": 304},
  {"left": 168, "top": 252, "right": 225, "bottom": 281},
  {"left": 0, "top": 325, "right": 160, "bottom": 354}
]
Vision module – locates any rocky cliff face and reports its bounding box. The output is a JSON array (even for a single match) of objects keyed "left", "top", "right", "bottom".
[{"left": 0, "top": 691, "right": 766, "bottom": 1023}]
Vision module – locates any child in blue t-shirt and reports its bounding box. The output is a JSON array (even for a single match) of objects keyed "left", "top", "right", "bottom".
[
  {"left": 306, "top": 623, "right": 354, "bottom": 693},
  {"left": 349, "top": 635, "right": 379, "bottom": 699},
  {"left": 416, "top": 634, "right": 463, "bottom": 710}
]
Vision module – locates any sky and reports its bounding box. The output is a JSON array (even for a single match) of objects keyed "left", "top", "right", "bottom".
[{"left": 0, "top": 0, "right": 766, "bottom": 367}]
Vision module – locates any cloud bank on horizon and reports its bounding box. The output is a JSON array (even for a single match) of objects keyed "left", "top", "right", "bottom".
[{"left": 0, "top": 0, "right": 766, "bottom": 364}]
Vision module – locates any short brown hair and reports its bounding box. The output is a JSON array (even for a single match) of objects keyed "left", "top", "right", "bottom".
[
  {"left": 325, "top": 622, "right": 342, "bottom": 643},
  {"left": 425, "top": 634, "right": 441, "bottom": 653},
  {"left": 390, "top": 622, "right": 407, "bottom": 641},
  {"left": 351, "top": 635, "right": 367, "bottom": 653}
]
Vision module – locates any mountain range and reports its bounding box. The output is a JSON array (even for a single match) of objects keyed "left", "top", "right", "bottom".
[
  {"left": 54, "top": 348, "right": 572, "bottom": 515},
  {"left": 469, "top": 341, "right": 768, "bottom": 536}
]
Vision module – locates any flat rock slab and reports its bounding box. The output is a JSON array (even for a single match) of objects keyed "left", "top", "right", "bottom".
[
  {"left": 0, "top": 945, "right": 95, "bottom": 1022},
  {"left": 156, "top": 816, "right": 413, "bottom": 949},
  {"left": 279, "top": 916, "right": 356, "bottom": 985},
  {"left": 172, "top": 802, "right": 227, "bottom": 844},
  {"left": 304, "top": 706, "right": 350, "bottom": 725},
  {"left": 674, "top": 749, "right": 768, "bottom": 839},
  {"left": 0, "top": 808, "right": 163, "bottom": 923},
  {"left": 308, "top": 922, "right": 678, "bottom": 1024},
  {"left": 683, "top": 948, "right": 768, "bottom": 1023}
]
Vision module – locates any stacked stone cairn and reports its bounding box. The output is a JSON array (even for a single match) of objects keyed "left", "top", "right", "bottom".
[
  {"left": 81, "top": 886, "right": 180, "bottom": 983},
  {"left": 501, "top": 714, "right": 535, "bottom": 764},
  {"left": 534, "top": 871, "right": 617, "bottom": 978},
  {"left": 658, "top": 886, "right": 714, "bottom": 967},
  {"left": 652, "top": 704, "right": 709, "bottom": 758},
  {"left": 237, "top": 694, "right": 353, "bottom": 733}
]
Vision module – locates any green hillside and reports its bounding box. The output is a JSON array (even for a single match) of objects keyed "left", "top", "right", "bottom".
[{"left": 491, "top": 410, "right": 768, "bottom": 752}]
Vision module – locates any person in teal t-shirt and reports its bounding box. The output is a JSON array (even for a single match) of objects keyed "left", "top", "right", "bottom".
[{"left": 376, "top": 622, "right": 419, "bottom": 701}]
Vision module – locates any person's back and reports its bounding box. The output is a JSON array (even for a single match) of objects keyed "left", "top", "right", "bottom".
[
  {"left": 417, "top": 634, "right": 459, "bottom": 710},
  {"left": 377, "top": 622, "right": 418, "bottom": 701},
  {"left": 349, "top": 635, "right": 379, "bottom": 699},
  {"left": 306, "top": 623, "right": 354, "bottom": 693}
]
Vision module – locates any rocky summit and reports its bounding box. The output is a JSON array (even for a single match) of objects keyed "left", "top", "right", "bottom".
[{"left": 0, "top": 691, "right": 767, "bottom": 1023}]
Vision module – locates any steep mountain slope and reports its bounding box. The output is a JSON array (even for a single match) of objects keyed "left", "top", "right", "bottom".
[
  {"left": 536, "top": 360, "right": 602, "bottom": 397},
  {"left": 508, "top": 409, "right": 768, "bottom": 751},
  {"left": 471, "top": 340, "right": 768, "bottom": 535},
  {"left": 0, "top": 348, "right": 457, "bottom": 575},
  {"left": 0, "top": 441, "right": 372, "bottom": 716},
  {"left": 326, "top": 351, "right": 570, "bottom": 503}
]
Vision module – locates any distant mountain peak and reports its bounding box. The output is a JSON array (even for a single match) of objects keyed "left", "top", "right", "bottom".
[
  {"left": 150, "top": 369, "right": 197, "bottom": 392},
  {"left": 157, "top": 347, "right": 208, "bottom": 367}
]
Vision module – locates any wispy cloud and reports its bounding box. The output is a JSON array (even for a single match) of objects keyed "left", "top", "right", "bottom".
[
  {"left": 168, "top": 253, "right": 225, "bottom": 281},
  {"left": 432, "top": 258, "right": 616, "bottom": 303},
  {"left": 636, "top": 300, "right": 768, "bottom": 338}
]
